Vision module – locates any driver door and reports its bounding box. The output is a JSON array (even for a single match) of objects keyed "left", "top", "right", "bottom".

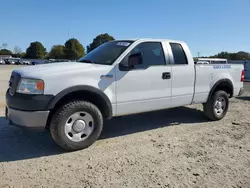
[{"left": 115, "top": 41, "right": 172, "bottom": 116}]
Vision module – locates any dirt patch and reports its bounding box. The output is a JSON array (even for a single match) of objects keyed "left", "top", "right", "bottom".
[{"left": 0, "top": 94, "right": 250, "bottom": 187}]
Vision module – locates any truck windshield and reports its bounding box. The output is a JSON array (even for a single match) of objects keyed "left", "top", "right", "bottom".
[{"left": 78, "top": 40, "right": 134, "bottom": 65}]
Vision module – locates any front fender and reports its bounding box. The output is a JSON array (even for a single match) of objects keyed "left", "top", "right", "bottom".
[{"left": 48, "top": 85, "right": 113, "bottom": 119}]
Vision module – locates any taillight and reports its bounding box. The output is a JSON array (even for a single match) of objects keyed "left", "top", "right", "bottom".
[{"left": 241, "top": 70, "right": 245, "bottom": 82}]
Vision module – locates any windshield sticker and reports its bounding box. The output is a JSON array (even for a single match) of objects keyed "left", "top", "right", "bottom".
[{"left": 117, "top": 42, "right": 130, "bottom": 46}]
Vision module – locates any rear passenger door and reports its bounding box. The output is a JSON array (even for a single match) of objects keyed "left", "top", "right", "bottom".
[{"left": 168, "top": 42, "right": 195, "bottom": 107}]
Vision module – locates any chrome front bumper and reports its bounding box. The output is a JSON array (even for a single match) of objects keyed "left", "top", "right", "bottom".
[{"left": 6, "top": 107, "right": 49, "bottom": 129}]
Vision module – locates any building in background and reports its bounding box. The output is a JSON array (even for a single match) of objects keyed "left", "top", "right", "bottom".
[{"left": 0, "top": 55, "right": 12, "bottom": 60}]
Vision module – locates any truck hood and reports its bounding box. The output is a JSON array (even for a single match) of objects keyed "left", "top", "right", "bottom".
[{"left": 14, "top": 62, "right": 111, "bottom": 79}]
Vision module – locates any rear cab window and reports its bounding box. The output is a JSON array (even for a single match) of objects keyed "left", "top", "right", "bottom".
[{"left": 170, "top": 43, "right": 188, "bottom": 65}]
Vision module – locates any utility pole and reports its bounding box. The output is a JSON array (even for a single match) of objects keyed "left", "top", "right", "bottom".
[{"left": 198, "top": 52, "right": 200, "bottom": 58}]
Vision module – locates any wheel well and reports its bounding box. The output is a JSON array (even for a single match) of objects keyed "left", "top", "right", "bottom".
[
  {"left": 46, "top": 90, "right": 112, "bottom": 129},
  {"left": 210, "top": 80, "right": 233, "bottom": 99}
]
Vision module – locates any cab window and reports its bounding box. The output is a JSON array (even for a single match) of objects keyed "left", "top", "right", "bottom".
[{"left": 129, "top": 42, "right": 166, "bottom": 69}]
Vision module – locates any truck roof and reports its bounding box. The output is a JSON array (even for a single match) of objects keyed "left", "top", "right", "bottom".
[{"left": 116, "top": 38, "right": 185, "bottom": 44}]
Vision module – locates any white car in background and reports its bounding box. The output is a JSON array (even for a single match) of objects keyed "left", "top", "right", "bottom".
[
  {"left": 0, "top": 59, "right": 5, "bottom": 64},
  {"left": 21, "top": 60, "right": 31, "bottom": 65},
  {"left": 5, "top": 59, "right": 16, "bottom": 65}
]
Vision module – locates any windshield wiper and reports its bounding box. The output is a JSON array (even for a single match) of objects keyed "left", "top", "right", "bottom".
[{"left": 78, "top": 59, "right": 96, "bottom": 64}]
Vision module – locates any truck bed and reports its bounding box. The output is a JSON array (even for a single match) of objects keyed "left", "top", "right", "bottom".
[{"left": 193, "top": 64, "right": 244, "bottom": 104}]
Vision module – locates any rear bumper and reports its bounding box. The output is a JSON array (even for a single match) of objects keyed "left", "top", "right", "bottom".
[
  {"left": 6, "top": 107, "right": 49, "bottom": 129},
  {"left": 238, "top": 87, "right": 244, "bottom": 96}
]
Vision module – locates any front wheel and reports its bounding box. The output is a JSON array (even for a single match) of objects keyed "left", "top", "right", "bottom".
[
  {"left": 203, "top": 90, "right": 229, "bottom": 121},
  {"left": 50, "top": 100, "right": 103, "bottom": 151}
]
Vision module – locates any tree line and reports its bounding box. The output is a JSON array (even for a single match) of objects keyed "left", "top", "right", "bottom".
[
  {"left": 0, "top": 33, "right": 115, "bottom": 60},
  {"left": 1, "top": 34, "right": 250, "bottom": 60},
  {"left": 209, "top": 51, "right": 250, "bottom": 60}
]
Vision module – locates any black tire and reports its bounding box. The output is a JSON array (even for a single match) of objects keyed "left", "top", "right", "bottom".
[
  {"left": 203, "top": 90, "right": 229, "bottom": 121},
  {"left": 50, "top": 100, "right": 103, "bottom": 151}
]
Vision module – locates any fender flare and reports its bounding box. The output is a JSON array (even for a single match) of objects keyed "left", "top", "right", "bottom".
[
  {"left": 208, "top": 79, "right": 233, "bottom": 100},
  {"left": 48, "top": 85, "right": 113, "bottom": 119}
]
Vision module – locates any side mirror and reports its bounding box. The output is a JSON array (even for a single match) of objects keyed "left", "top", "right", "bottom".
[
  {"left": 119, "top": 52, "right": 143, "bottom": 71},
  {"left": 128, "top": 52, "right": 143, "bottom": 67}
]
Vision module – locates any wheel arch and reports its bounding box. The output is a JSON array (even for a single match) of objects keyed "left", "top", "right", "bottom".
[
  {"left": 46, "top": 85, "right": 113, "bottom": 128},
  {"left": 208, "top": 79, "right": 234, "bottom": 101}
]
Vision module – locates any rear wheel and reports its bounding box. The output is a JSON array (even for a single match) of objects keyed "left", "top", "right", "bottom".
[
  {"left": 203, "top": 90, "right": 229, "bottom": 121},
  {"left": 50, "top": 100, "right": 103, "bottom": 151}
]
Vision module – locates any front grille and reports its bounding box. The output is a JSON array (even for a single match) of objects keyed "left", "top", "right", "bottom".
[{"left": 9, "top": 72, "right": 21, "bottom": 96}]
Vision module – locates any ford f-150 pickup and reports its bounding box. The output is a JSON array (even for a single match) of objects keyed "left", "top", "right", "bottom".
[{"left": 5, "top": 38, "right": 244, "bottom": 151}]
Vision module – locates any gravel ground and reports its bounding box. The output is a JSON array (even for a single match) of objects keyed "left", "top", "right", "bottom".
[{"left": 0, "top": 66, "right": 250, "bottom": 188}]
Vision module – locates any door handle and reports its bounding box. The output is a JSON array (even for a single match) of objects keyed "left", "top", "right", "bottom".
[
  {"left": 162, "top": 72, "right": 171, "bottom": 79},
  {"left": 100, "top": 74, "right": 113, "bottom": 79}
]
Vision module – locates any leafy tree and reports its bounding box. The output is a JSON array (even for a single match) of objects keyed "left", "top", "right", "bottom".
[
  {"left": 48, "top": 45, "right": 65, "bottom": 59},
  {"left": 20, "top": 52, "right": 27, "bottom": 58},
  {"left": 0, "top": 49, "right": 12, "bottom": 55},
  {"left": 212, "top": 51, "right": 250, "bottom": 60},
  {"left": 64, "top": 38, "right": 85, "bottom": 60},
  {"left": 235, "top": 51, "right": 250, "bottom": 60},
  {"left": 26, "top": 41, "right": 47, "bottom": 59},
  {"left": 87, "top": 33, "right": 115, "bottom": 53},
  {"left": 213, "top": 51, "right": 231, "bottom": 59}
]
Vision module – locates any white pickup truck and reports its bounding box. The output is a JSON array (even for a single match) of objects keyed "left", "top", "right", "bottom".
[{"left": 5, "top": 38, "right": 244, "bottom": 151}]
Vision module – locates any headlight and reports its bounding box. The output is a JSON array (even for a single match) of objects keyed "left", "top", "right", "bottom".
[{"left": 17, "top": 78, "right": 44, "bottom": 94}]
